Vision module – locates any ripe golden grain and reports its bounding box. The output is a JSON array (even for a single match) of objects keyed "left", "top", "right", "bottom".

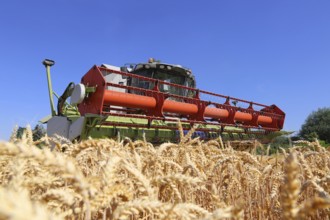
[{"left": 1, "top": 126, "right": 330, "bottom": 219}]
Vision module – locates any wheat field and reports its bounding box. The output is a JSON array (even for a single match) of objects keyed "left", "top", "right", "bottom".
[{"left": 1, "top": 125, "right": 330, "bottom": 220}]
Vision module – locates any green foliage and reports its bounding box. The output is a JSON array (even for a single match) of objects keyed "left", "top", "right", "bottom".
[
  {"left": 299, "top": 107, "right": 330, "bottom": 144},
  {"left": 319, "top": 140, "right": 328, "bottom": 148},
  {"left": 16, "top": 124, "right": 46, "bottom": 141},
  {"left": 268, "top": 135, "right": 292, "bottom": 154},
  {"left": 16, "top": 126, "right": 26, "bottom": 139},
  {"left": 290, "top": 135, "right": 301, "bottom": 142},
  {"left": 33, "top": 124, "right": 46, "bottom": 141},
  {"left": 305, "top": 132, "right": 319, "bottom": 142}
]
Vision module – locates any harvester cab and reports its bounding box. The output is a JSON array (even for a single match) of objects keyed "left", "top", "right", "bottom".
[
  {"left": 128, "top": 58, "right": 196, "bottom": 97},
  {"left": 41, "top": 58, "right": 285, "bottom": 143}
]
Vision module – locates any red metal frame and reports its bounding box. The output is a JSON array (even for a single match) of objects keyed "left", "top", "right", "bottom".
[{"left": 78, "top": 66, "right": 285, "bottom": 133}]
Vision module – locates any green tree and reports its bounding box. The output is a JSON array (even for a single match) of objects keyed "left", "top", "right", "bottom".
[
  {"left": 268, "top": 135, "right": 291, "bottom": 154},
  {"left": 299, "top": 107, "right": 330, "bottom": 143},
  {"left": 16, "top": 124, "right": 46, "bottom": 141},
  {"left": 32, "top": 124, "right": 46, "bottom": 141}
]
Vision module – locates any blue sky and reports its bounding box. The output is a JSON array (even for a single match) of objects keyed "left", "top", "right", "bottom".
[{"left": 0, "top": 0, "right": 329, "bottom": 140}]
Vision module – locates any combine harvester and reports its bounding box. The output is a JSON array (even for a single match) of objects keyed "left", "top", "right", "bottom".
[{"left": 41, "top": 58, "right": 285, "bottom": 143}]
